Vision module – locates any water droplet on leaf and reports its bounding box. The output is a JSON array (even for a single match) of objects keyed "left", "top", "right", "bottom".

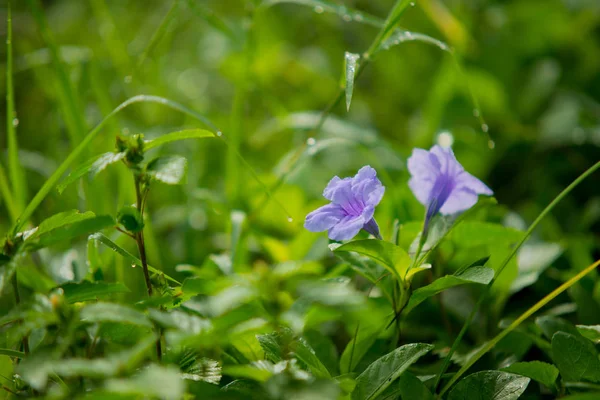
[
  {"left": 216, "top": 131, "right": 223, "bottom": 137},
  {"left": 481, "top": 124, "right": 489, "bottom": 133},
  {"left": 313, "top": 6, "right": 324, "bottom": 14},
  {"left": 12, "top": 118, "right": 19, "bottom": 127},
  {"left": 287, "top": 217, "right": 293, "bottom": 223},
  {"left": 124, "top": 75, "right": 132, "bottom": 84},
  {"left": 342, "top": 14, "right": 352, "bottom": 22},
  {"left": 473, "top": 109, "right": 480, "bottom": 118},
  {"left": 488, "top": 139, "right": 495, "bottom": 149},
  {"left": 306, "top": 137, "right": 316, "bottom": 146}
]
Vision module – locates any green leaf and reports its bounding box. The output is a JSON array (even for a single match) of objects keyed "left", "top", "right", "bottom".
[
  {"left": 144, "top": 129, "right": 214, "bottom": 150},
  {"left": 23, "top": 210, "right": 115, "bottom": 250},
  {"left": 0, "top": 256, "right": 18, "bottom": 296},
  {"left": 577, "top": 325, "right": 600, "bottom": 343},
  {"left": 91, "top": 233, "right": 180, "bottom": 285},
  {"left": 117, "top": 205, "right": 144, "bottom": 232},
  {"left": 344, "top": 52, "right": 360, "bottom": 111},
  {"left": 535, "top": 316, "right": 581, "bottom": 340},
  {"left": 80, "top": 302, "right": 152, "bottom": 327},
  {"left": 57, "top": 152, "right": 125, "bottom": 194},
  {"left": 376, "top": 29, "right": 450, "bottom": 54},
  {"left": 379, "top": 371, "right": 433, "bottom": 400},
  {"left": 551, "top": 332, "right": 600, "bottom": 382},
  {"left": 340, "top": 321, "right": 386, "bottom": 374},
  {"left": 448, "top": 371, "right": 530, "bottom": 400},
  {"left": 351, "top": 343, "right": 433, "bottom": 400},
  {"left": 0, "top": 348, "right": 25, "bottom": 359},
  {"left": 146, "top": 155, "right": 187, "bottom": 185},
  {"left": 292, "top": 337, "right": 332, "bottom": 378},
  {"left": 334, "top": 239, "right": 411, "bottom": 279},
  {"left": 60, "top": 281, "right": 130, "bottom": 303},
  {"left": 451, "top": 222, "right": 524, "bottom": 248},
  {"left": 105, "top": 365, "right": 184, "bottom": 400},
  {"left": 404, "top": 266, "right": 494, "bottom": 315},
  {"left": 501, "top": 361, "right": 559, "bottom": 389}
]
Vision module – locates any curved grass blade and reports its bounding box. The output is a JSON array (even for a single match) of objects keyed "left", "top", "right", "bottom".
[
  {"left": 15, "top": 94, "right": 289, "bottom": 233},
  {"left": 260, "top": 0, "right": 382, "bottom": 27},
  {"left": 440, "top": 258, "right": 600, "bottom": 395},
  {"left": 377, "top": 30, "right": 450, "bottom": 53},
  {"left": 144, "top": 129, "right": 214, "bottom": 151},
  {"left": 344, "top": 52, "right": 360, "bottom": 111},
  {"left": 6, "top": 0, "right": 26, "bottom": 214},
  {"left": 90, "top": 233, "right": 181, "bottom": 285},
  {"left": 0, "top": 348, "right": 25, "bottom": 359},
  {"left": 434, "top": 160, "right": 600, "bottom": 393}
]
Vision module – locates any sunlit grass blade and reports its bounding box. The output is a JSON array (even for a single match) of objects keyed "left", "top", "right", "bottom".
[
  {"left": 6, "top": 0, "right": 26, "bottom": 214},
  {"left": 137, "top": 0, "right": 180, "bottom": 69},
  {"left": 440, "top": 258, "right": 600, "bottom": 396},
  {"left": 144, "top": 129, "right": 215, "bottom": 151},
  {"left": 27, "top": 0, "right": 88, "bottom": 145},
  {"left": 0, "top": 161, "right": 18, "bottom": 222},
  {"left": 433, "top": 159, "right": 600, "bottom": 393},
  {"left": 344, "top": 52, "right": 360, "bottom": 111}
]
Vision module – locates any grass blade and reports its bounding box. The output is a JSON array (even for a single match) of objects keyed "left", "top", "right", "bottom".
[
  {"left": 137, "top": 0, "right": 180, "bottom": 68},
  {"left": 6, "top": 0, "right": 26, "bottom": 214},
  {"left": 344, "top": 52, "right": 360, "bottom": 111}
]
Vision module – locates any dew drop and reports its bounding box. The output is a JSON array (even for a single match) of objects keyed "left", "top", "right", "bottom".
[
  {"left": 124, "top": 75, "right": 132, "bottom": 84},
  {"left": 216, "top": 131, "right": 223, "bottom": 137},
  {"left": 488, "top": 139, "right": 496, "bottom": 149},
  {"left": 131, "top": 264, "right": 136, "bottom": 268},
  {"left": 437, "top": 130, "right": 454, "bottom": 148},
  {"left": 342, "top": 14, "right": 352, "bottom": 22},
  {"left": 473, "top": 109, "right": 480, "bottom": 118},
  {"left": 12, "top": 118, "right": 19, "bottom": 128},
  {"left": 354, "top": 13, "right": 363, "bottom": 22},
  {"left": 314, "top": 6, "right": 324, "bottom": 14},
  {"left": 306, "top": 137, "right": 316, "bottom": 146},
  {"left": 410, "top": 2, "right": 415, "bottom": 6},
  {"left": 6, "top": 39, "right": 11, "bottom": 45},
  {"left": 121, "top": 127, "right": 130, "bottom": 135},
  {"left": 481, "top": 124, "right": 489, "bottom": 133},
  {"left": 287, "top": 217, "right": 293, "bottom": 223}
]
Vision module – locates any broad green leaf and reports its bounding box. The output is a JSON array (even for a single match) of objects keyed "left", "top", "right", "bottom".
[
  {"left": 551, "top": 332, "right": 600, "bottom": 382},
  {"left": 451, "top": 222, "right": 524, "bottom": 248},
  {"left": 351, "top": 343, "right": 433, "bottom": 400},
  {"left": 144, "top": 129, "right": 214, "bottom": 150},
  {"left": 569, "top": 282, "right": 600, "bottom": 325},
  {"left": 334, "top": 239, "right": 411, "bottom": 279},
  {"left": 105, "top": 365, "right": 184, "bottom": 400},
  {"left": 80, "top": 302, "right": 152, "bottom": 327},
  {"left": 344, "top": 52, "right": 360, "bottom": 111},
  {"left": 379, "top": 371, "right": 433, "bottom": 400},
  {"left": 23, "top": 210, "right": 115, "bottom": 251},
  {"left": 0, "top": 256, "right": 18, "bottom": 296},
  {"left": 501, "top": 361, "right": 559, "bottom": 389},
  {"left": 405, "top": 263, "right": 431, "bottom": 281},
  {"left": 535, "top": 316, "right": 580, "bottom": 340},
  {"left": 57, "top": 152, "right": 125, "bottom": 194},
  {"left": 148, "top": 309, "right": 212, "bottom": 334},
  {"left": 510, "top": 242, "right": 562, "bottom": 293},
  {"left": 448, "top": 371, "right": 530, "bottom": 400},
  {"left": 304, "top": 330, "right": 339, "bottom": 376},
  {"left": 146, "top": 155, "right": 187, "bottom": 185},
  {"left": 16, "top": 263, "right": 56, "bottom": 292},
  {"left": 223, "top": 361, "right": 275, "bottom": 382},
  {"left": 292, "top": 337, "right": 331, "bottom": 378},
  {"left": 60, "top": 281, "right": 130, "bottom": 303},
  {"left": 340, "top": 321, "right": 386, "bottom": 374},
  {"left": 577, "top": 325, "right": 600, "bottom": 343},
  {"left": 404, "top": 266, "right": 494, "bottom": 315},
  {"left": 91, "top": 233, "right": 180, "bottom": 284}
]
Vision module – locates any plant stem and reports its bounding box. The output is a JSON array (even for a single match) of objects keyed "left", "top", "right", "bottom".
[
  {"left": 133, "top": 177, "right": 161, "bottom": 361},
  {"left": 11, "top": 274, "right": 29, "bottom": 357}
]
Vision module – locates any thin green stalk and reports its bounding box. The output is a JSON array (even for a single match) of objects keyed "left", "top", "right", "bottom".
[
  {"left": 433, "top": 159, "right": 600, "bottom": 393},
  {"left": 137, "top": 0, "right": 180, "bottom": 68},
  {"left": 6, "top": 0, "right": 26, "bottom": 213},
  {"left": 440, "top": 258, "right": 600, "bottom": 396},
  {"left": 0, "top": 163, "right": 17, "bottom": 223},
  {"left": 11, "top": 275, "right": 29, "bottom": 357}
]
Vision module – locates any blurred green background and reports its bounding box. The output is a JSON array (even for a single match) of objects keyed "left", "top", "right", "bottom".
[{"left": 1, "top": 0, "right": 600, "bottom": 354}]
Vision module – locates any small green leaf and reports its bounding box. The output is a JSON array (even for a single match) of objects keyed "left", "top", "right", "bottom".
[
  {"left": 339, "top": 321, "right": 386, "bottom": 374},
  {"left": 144, "top": 129, "right": 214, "bottom": 150},
  {"left": 351, "top": 343, "right": 433, "bottom": 400},
  {"left": 117, "top": 205, "right": 144, "bottom": 232},
  {"left": 344, "top": 52, "right": 360, "bottom": 111},
  {"left": 60, "top": 281, "right": 130, "bottom": 303},
  {"left": 146, "top": 155, "right": 187, "bottom": 185},
  {"left": 105, "top": 365, "right": 184, "bottom": 400},
  {"left": 57, "top": 152, "right": 125, "bottom": 194},
  {"left": 0, "top": 257, "right": 18, "bottom": 296},
  {"left": 404, "top": 266, "right": 494, "bottom": 315},
  {"left": 379, "top": 371, "right": 433, "bottom": 400},
  {"left": 405, "top": 263, "right": 431, "bottom": 281},
  {"left": 551, "top": 332, "right": 600, "bottom": 382},
  {"left": 448, "top": 371, "right": 530, "bottom": 400},
  {"left": 292, "top": 337, "right": 332, "bottom": 378},
  {"left": 501, "top": 361, "right": 559, "bottom": 389},
  {"left": 535, "top": 316, "right": 580, "bottom": 340},
  {"left": 334, "top": 239, "right": 410, "bottom": 279},
  {"left": 80, "top": 302, "right": 152, "bottom": 327},
  {"left": 577, "top": 325, "right": 600, "bottom": 343}
]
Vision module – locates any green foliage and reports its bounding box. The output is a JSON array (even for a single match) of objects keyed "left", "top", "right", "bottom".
[{"left": 1, "top": 0, "right": 599, "bottom": 399}]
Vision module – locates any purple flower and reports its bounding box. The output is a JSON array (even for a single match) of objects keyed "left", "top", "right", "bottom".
[
  {"left": 304, "top": 166, "right": 385, "bottom": 241},
  {"left": 408, "top": 145, "right": 493, "bottom": 224}
]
